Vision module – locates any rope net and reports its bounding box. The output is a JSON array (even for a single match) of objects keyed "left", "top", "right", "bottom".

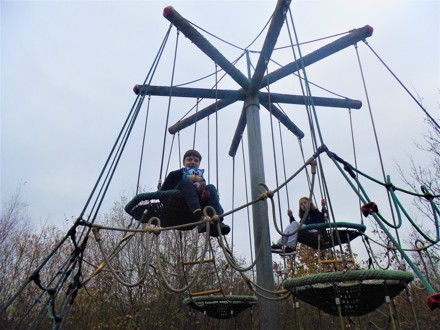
[
  {"left": 297, "top": 222, "right": 366, "bottom": 249},
  {"left": 283, "top": 270, "right": 414, "bottom": 316},
  {"left": 183, "top": 295, "right": 258, "bottom": 319}
]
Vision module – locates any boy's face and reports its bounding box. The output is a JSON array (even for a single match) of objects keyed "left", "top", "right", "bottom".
[{"left": 183, "top": 155, "right": 201, "bottom": 168}]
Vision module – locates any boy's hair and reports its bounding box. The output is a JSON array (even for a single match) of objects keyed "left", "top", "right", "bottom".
[{"left": 183, "top": 149, "right": 202, "bottom": 162}]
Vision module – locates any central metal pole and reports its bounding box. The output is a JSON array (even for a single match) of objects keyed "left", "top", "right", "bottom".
[{"left": 245, "top": 95, "right": 279, "bottom": 329}]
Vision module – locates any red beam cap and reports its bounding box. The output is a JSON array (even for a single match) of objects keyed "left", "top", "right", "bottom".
[
  {"left": 133, "top": 84, "right": 140, "bottom": 95},
  {"left": 427, "top": 293, "right": 440, "bottom": 310},
  {"left": 163, "top": 6, "right": 174, "bottom": 17},
  {"left": 364, "top": 25, "right": 374, "bottom": 35}
]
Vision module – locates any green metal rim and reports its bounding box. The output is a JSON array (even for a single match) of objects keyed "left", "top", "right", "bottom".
[
  {"left": 299, "top": 222, "right": 366, "bottom": 232},
  {"left": 283, "top": 269, "right": 414, "bottom": 291},
  {"left": 183, "top": 295, "right": 258, "bottom": 306}
]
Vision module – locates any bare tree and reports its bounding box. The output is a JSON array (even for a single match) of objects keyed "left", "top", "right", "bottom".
[
  {"left": 397, "top": 110, "right": 440, "bottom": 290},
  {"left": 1, "top": 185, "right": 69, "bottom": 328},
  {"left": 63, "top": 197, "right": 257, "bottom": 329},
  {"left": 0, "top": 185, "right": 32, "bottom": 312}
]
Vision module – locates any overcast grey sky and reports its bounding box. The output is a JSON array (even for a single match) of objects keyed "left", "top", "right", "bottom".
[{"left": 2, "top": 0, "right": 439, "bottom": 259}]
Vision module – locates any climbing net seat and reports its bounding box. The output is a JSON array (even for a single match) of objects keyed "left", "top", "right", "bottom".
[
  {"left": 283, "top": 270, "right": 414, "bottom": 316},
  {"left": 124, "top": 190, "right": 195, "bottom": 229},
  {"left": 182, "top": 295, "right": 258, "bottom": 319},
  {"left": 297, "top": 222, "right": 366, "bottom": 249}
]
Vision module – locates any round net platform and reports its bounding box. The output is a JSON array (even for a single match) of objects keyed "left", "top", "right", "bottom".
[
  {"left": 283, "top": 270, "right": 413, "bottom": 316},
  {"left": 182, "top": 295, "right": 258, "bottom": 319},
  {"left": 297, "top": 222, "right": 366, "bottom": 249}
]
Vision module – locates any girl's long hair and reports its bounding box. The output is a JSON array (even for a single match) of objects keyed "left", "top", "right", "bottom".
[{"left": 298, "top": 197, "right": 317, "bottom": 217}]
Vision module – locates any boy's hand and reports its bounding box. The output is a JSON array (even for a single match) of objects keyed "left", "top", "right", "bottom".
[
  {"left": 194, "top": 175, "right": 204, "bottom": 182},
  {"left": 187, "top": 174, "right": 203, "bottom": 182},
  {"left": 195, "top": 180, "right": 206, "bottom": 194}
]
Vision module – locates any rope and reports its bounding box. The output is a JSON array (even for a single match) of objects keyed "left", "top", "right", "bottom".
[
  {"left": 278, "top": 116, "right": 291, "bottom": 211},
  {"left": 192, "top": 98, "right": 199, "bottom": 149},
  {"left": 328, "top": 152, "right": 437, "bottom": 294},
  {"left": 347, "top": 108, "right": 364, "bottom": 224},
  {"left": 264, "top": 64, "right": 285, "bottom": 232},
  {"left": 286, "top": 8, "right": 323, "bottom": 147},
  {"left": 354, "top": 43, "right": 401, "bottom": 249},
  {"left": 271, "top": 160, "right": 318, "bottom": 239},
  {"left": 159, "top": 28, "right": 180, "bottom": 184},
  {"left": 136, "top": 95, "right": 151, "bottom": 195},
  {"left": 214, "top": 62, "right": 220, "bottom": 189},
  {"left": 174, "top": 52, "right": 243, "bottom": 88},
  {"left": 329, "top": 151, "right": 440, "bottom": 243},
  {"left": 186, "top": 8, "right": 272, "bottom": 52},
  {"left": 155, "top": 218, "right": 211, "bottom": 293},
  {"left": 285, "top": 10, "right": 334, "bottom": 246},
  {"left": 92, "top": 224, "right": 152, "bottom": 287},
  {"left": 363, "top": 40, "right": 440, "bottom": 131},
  {"left": 405, "top": 285, "right": 421, "bottom": 330},
  {"left": 241, "top": 141, "right": 256, "bottom": 280},
  {"left": 175, "top": 53, "right": 244, "bottom": 121},
  {"left": 415, "top": 241, "right": 439, "bottom": 285}
]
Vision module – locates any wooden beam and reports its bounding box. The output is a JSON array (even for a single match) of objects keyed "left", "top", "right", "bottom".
[
  {"left": 261, "top": 25, "right": 374, "bottom": 89},
  {"left": 163, "top": 6, "right": 250, "bottom": 90},
  {"left": 134, "top": 85, "right": 362, "bottom": 109},
  {"left": 168, "top": 99, "right": 236, "bottom": 134},
  {"left": 248, "top": 0, "right": 291, "bottom": 95}
]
